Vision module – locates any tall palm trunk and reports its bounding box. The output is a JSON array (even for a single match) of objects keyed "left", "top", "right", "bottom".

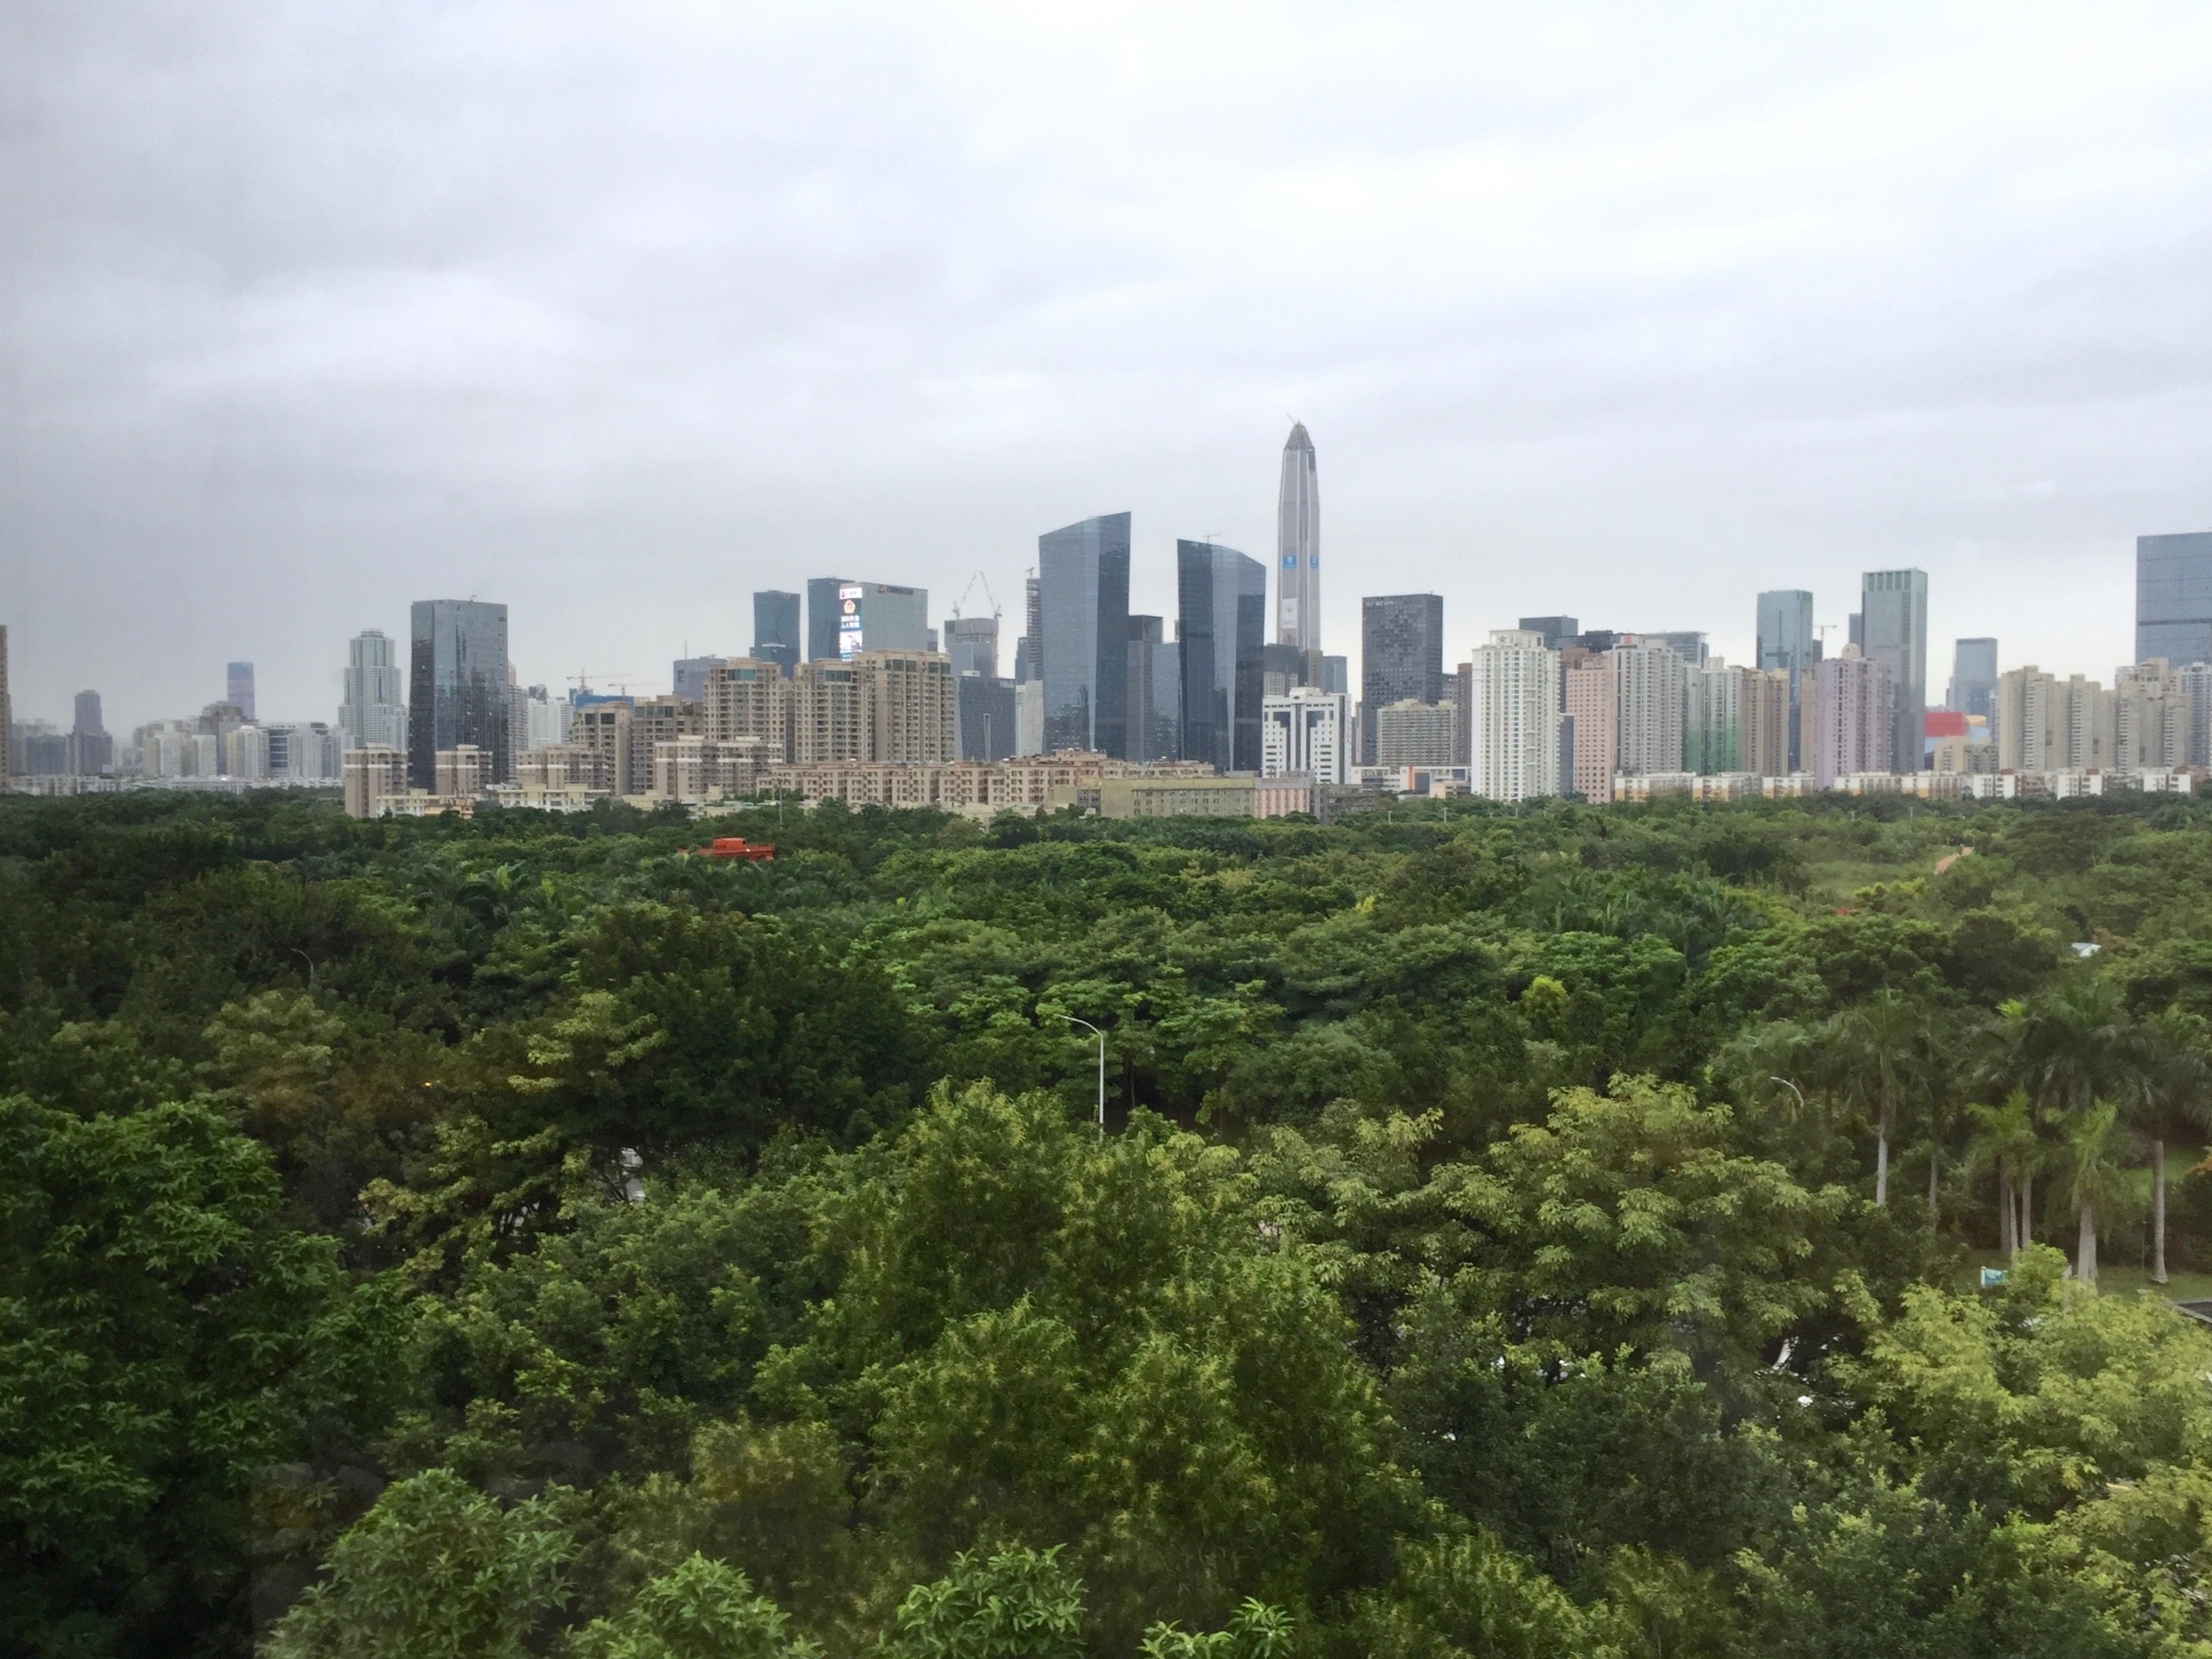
[
  {"left": 1927, "top": 1145, "right": 1939, "bottom": 1225},
  {"left": 2077, "top": 1200, "right": 2099, "bottom": 1284},
  {"left": 1875, "top": 1106, "right": 1891, "bottom": 1208},
  {"left": 2019, "top": 1175, "right": 2033, "bottom": 1250},
  {"left": 2154, "top": 1138, "right": 2169, "bottom": 1286},
  {"left": 1998, "top": 1159, "right": 2015, "bottom": 1256}
]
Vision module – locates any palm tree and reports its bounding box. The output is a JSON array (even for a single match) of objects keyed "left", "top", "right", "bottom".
[
  {"left": 1988, "top": 978, "right": 2156, "bottom": 1283},
  {"left": 1818, "top": 989, "right": 1940, "bottom": 1209},
  {"left": 2057, "top": 1100, "right": 2130, "bottom": 1284},
  {"left": 2136, "top": 1007, "right": 2209, "bottom": 1286},
  {"left": 1965, "top": 1090, "right": 2041, "bottom": 1257}
]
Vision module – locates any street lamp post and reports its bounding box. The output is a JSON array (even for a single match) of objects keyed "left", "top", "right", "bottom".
[{"left": 1056, "top": 1013, "right": 1106, "bottom": 1134}]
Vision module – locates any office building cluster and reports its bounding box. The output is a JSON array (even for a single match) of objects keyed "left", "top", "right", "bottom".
[{"left": 5, "top": 438, "right": 2210, "bottom": 818}]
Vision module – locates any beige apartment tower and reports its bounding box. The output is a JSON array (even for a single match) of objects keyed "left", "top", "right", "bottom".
[
  {"left": 856, "top": 650, "right": 957, "bottom": 764},
  {"left": 1564, "top": 656, "right": 1617, "bottom": 802}
]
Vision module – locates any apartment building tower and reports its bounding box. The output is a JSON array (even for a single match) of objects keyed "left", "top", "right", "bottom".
[
  {"left": 1469, "top": 629, "right": 1561, "bottom": 803},
  {"left": 1812, "top": 646, "right": 1894, "bottom": 788}
]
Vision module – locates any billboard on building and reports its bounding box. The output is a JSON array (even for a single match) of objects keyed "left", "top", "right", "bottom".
[{"left": 839, "top": 584, "right": 864, "bottom": 659}]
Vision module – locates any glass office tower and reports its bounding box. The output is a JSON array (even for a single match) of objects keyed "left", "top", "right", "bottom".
[
  {"left": 1039, "top": 513, "right": 1133, "bottom": 757},
  {"left": 1177, "top": 539, "right": 1266, "bottom": 772},
  {"left": 804, "top": 578, "right": 850, "bottom": 663},
  {"left": 1860, "top": 569, "right": 1928, "bottom": 772},
  {"left": 1756, "top": 589, "right": 1817, "bottom": 772},
  {"left": 752, "top": 590, "right": 801, "bottom": 675},
  {"left": 407, "top": 599, "right": 511, "bottom": 788},
  {"left": 1947, "top": 638, "right": 1999, "bottom": 718},
  {"left": 2138, "top": 532, "right": 2212, "bottom": 667},
  {"left": 1359, "top": 594, "right": 1445, "bottom": 764},
  {"left": 227, "top": 662, "right": 256, "bottom": 719}
]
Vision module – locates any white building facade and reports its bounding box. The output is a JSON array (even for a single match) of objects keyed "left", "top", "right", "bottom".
[
  {"left": 1469, "top": 630, "right": 1561, "bottom": 802},
  {"left": 1261, "top": 687, "right": 1349, "bottom": 784}
]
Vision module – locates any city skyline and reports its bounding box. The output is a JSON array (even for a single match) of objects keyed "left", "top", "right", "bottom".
[{"left": 8, "top": 9, "right": 2212, "bottom": 728}]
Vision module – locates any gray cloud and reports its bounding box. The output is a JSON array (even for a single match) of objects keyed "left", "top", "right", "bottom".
[{"left": 4, "top": 1, "right": 2210, "bottom": 726}]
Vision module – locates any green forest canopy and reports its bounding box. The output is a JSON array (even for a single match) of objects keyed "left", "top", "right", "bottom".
[{"left": 13, "top": 787, "right": 2212, "bottom": 1655}]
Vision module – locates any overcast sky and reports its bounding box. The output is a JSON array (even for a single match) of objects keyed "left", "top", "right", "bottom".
[{"left": 4, "top": 2, "right": 2210, "bottom": 730}]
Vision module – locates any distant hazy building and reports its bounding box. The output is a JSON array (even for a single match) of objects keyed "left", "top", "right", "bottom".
[
  {"left": 753, "top": 590, "right": 802, "bottom": 675},
  {"left": 672, "top": 658, "right": 718, "bottom": 704},
  {"left": 1262, "top": 686, "right": 1350, "bottom": 784},
  {"left": 1755, "top": 590, "right": 1817, "bottom": 772},
  {"left": 408, "top": 600, "right": 511, "bottom": 789},
  {"left": 0, "top": 626, "right": 11, "bottom": 782},
  {"left": 1564, "top": 655, "right": 1617, "bottom": 802},
  {"left": 225, "top": 724, "right": 269, "bottom": 782},
  {"left": 1469, "top": 629, "right": 1561, "bottom": 803},
  {"left": 227, "top": 662, "right": 256, "bottom": 720},
  {"left": 1040, "top": 514, "right": 1133, "bottom": 757},
  {"left": 1611, "top": 641, "right": 1689, "bottom": 780},
  {"left": 1376, "top": 700, "right": 1455, "bottom": 767},
  {"left": 944, "top": 616, "right": 1000, "bottom": 680},
  {"left": 1127, "top": 616, "right": 1181, "bottom": 763},
  {"left": 1518, "top": 616, "right": 1579, "bottom": 651},
  {"left": 1994, "top": 666, "right": 2059, "bottom": 773},
  {"left": 1813, "top": 647, "right": 1894, "bottom": 788},
  {"left": 1650, "top": 631, "right": 1708, "bottom": 668},
  {"left": 69, "top": 690, "right": 111, "bottom": 775},
  {"left": 627, "top": 695, "right": 703, "bottom": 796},
  {"left": 1360, "top": 594, "right": 1444, "bottom": 764},
  {"left": 1276, "top": 422, "right": 1321, "bottom": 657},
  {"left": 2137, "top": 532, "right": 2212, "bottom": 667},
  {"left": 1177, "top": 537, "right": 1263, "bottom": 771},
  {"left": 1015, "top": 679, "right": 1044, "bottom": 756},
  {"left": 1860, "top": 569, "right": 1928, "bottom": 772},
  {"left": 520, "top": 685, "right": 569, "bottom": 750},
  {"left": 956, "top": 673, "right": 1017, "bottom": 762},
  {"left": 1322, "top": 655, "right": 1348, "bottom": 695},
  {"left": 341, "top": 630, "right": 407, "bottom": 750},
  {"left": 267, "top": 722, "right": 342, "bottom": 782},
  {"left": 1948, "top": 638, "right": 1999, "bottom": 718}
]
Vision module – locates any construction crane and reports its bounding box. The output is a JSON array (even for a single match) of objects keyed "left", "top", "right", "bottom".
[{"left": 949, "top": 571, "right": 1002, "bottom": 624}]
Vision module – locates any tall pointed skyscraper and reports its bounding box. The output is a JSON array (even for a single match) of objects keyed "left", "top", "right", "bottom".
[{"left": 1276, "top": 423, "right": 1319, "bottom": 659}]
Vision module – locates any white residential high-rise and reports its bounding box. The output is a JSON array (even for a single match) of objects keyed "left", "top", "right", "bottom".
[
  {"left": 1611, "top": 642, "right": 1688, "bottom": 779},
  {"left": 1470, "top": 630, "right": 1561, "bottom": 803},
  {"left": 1275, "top": 423, "right": 1319, "bottom": 656},
  {"left": 341, "top": 629, "right": 408, "bottom": 749},
  {"left": 1260, "top": 686, "right": 1349, "bottom": 784}
]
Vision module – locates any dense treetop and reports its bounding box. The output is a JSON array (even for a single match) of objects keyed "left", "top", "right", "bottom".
[{"left": 11, "top": 787, "right": 2212, "bottom": 1656}]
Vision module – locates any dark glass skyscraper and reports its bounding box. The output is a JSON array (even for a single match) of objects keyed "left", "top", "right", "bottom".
[
  {"left": 1359, "top": 594, "right": 1444, "bottom": 764},
  {"left": 1756, "top": 589, "right": 1816, "bottom": 772},
  {"left": 1177, "top": 539, "right": 1266, "bottom": 772},
  {"left": 805, "top": 577, "right": 852, "bottom": 663},
  {"left": 1127, "top": 615, "right": 1182, "bottom": 763},
  {"left": 227, "top": 662, "right": 255, "bottom": 719},
  {"left": 752, "top": 590, "right": 801, "bottom": 675},
  {"left": 408, "top": 599, "right": 511, "bottom": 788},
  {"left": 1039, "top": 513, "right": 1132, "bottom": 757},
  {"left": 1861, "top": 569, "right": 1928, "bottom": 772},
  {"left": 2137, "top": 532, "right": 2212, "bottom": 666}
]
